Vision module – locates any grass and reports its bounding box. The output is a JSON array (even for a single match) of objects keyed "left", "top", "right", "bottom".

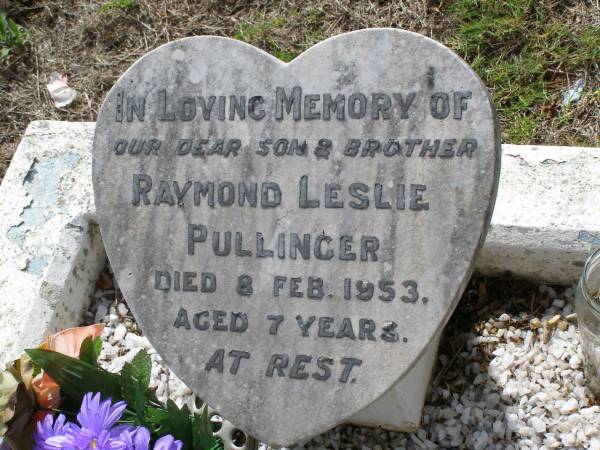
[
  {"left": 0, "top": 13, "right": 28, "bottom": 64},
  {"left": 99, "top": 0, "right": 137, "bottom": 13},
  {"left": 234, "top": 15, "right": 298, "bottom": 62},
  {"left": 445, "top": 0, "right": 599, "bottom": 144},
  {"left": 0, "top": 0, "right": 598, "bottom": 180}
]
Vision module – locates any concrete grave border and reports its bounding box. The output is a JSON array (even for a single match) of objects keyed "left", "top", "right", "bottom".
[{"left": 1, "top": 120, "right": 598, "bottom": 433}]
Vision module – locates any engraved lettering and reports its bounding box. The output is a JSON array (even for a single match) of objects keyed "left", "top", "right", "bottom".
[{"left": 205, "top": 349, "right": 224, "bottom": 373}]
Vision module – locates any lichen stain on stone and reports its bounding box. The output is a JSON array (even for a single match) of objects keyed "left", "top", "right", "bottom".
[{"left": 39, "top": 281, "right": 61, "bottom": 307}]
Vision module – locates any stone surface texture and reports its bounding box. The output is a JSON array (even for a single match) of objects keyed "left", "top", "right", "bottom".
[
  {"left": 1, "top": 119, "right": 598, "bottom": 443},
  {"left": 0, "top": 121, "right": 105, "bottom": 369},
  {"left": 478, "top": 144, "right": 600, "bottom": 284},
  {"left": 348, "top": 329, "right": 442, "bottom": 431},
  {"left": 92, "top": 30, "right": 499, "bottom": 446}
]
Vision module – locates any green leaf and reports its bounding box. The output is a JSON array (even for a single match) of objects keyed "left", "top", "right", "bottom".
[
  {"left": 133, "top": 380, "right": 145, "bottom": 419},
  {"left": 31, "top": 364, "right": 41, "bottom": 379},
  {"left": 0, "top": 15, "right": 7, "bottom": 38},
  {"left": 78, "top": 336, "right": 103, "bottom": 367},
  {"left": 146, "top": 401, "right": 224, "bottom": 450},
  {"left": 119, "top": 350, "right": 151, "bottom": 411},
  {"left": 146, "top": 405, "right": 169, "bottom": 424},
  {"left": 25, "top": 349, "right": 121, "bottom": 403},
  {"left": 8, "top": 19, "right": 18, "bottom": 39},
  {"left": 192, "top": 406, "right": 222, "bottom": 450},
  {"left": 82, "top": 368, "right": 122, "bottom": 401},
  {"left": 147, "top": 400, "right": 193, "bottom": 448},
  {"left": 166, "top": 400, "right": 193, "bottom": 443},
  {"left": 130, "top": 351, "right": 151, "bottom": 388}
]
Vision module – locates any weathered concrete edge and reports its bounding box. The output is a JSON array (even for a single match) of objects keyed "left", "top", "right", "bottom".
[
  {"left": 0, "top": 121, "right": 105, "bottom": 369},
  {"left": 477, "top": 143, "right": 600, "bottom": 284}
]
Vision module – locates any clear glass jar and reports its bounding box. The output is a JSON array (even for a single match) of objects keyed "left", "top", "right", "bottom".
[{"left": 576, "top": 248, "right": 600, "bottom": 395}]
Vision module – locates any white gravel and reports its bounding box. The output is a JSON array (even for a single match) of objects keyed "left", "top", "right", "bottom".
[{"left": 84, "top": 282, "right": 600, "bottom": 450}]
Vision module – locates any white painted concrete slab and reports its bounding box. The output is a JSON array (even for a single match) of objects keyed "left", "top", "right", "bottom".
[
  {"left": 477, "top": 144, "right": 600, "bottom": 284},
  {"left": 1, "top": 121, "right": 598, "bottom": 433},
  {"left": 0, "top": 121, "right": 105, "bottom": 369}
]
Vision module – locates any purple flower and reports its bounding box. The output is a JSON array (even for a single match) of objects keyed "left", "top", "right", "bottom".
[
  {"left": 68, "top": 392, "right": 134, "bottom": 449},
  {"left": 119, "top": 427, "right": 183, "bottom": 450},
  {"left": 34, "top": 393, "right": 135, "bottom": 450},
  {"left": 118, "top": 427, "right": 150, "bottom": 450},
  {"left": 152, "top": 435, "right": 183, "bottom": 450},
  {"left": 33, "top": 392, "right": 181, "bottom": 450},
  {"left": 34, "top": 413, "right": 75, "bottom": 450},
  {"left": 70, "top": 429, "right": 127, "bottom": 450},
  {"left": 77, "top": 392, "right": 128, "bottom": 434}
]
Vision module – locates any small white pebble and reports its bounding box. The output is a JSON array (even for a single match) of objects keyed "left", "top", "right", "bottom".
[
  {"left": 111, "top": 324, "right": 127, "bottom": 343},
  {"left": 552, "top": 299, "right": 565, "bottom": 308},
  {"left": 530, "top": 318, "right": 542, "bottom": 329},
  {"left": 117, "top": 302, "right": 129, "bottom": 317},
  {"left": 569, "top": 354, "right": 581, "bottom": 369},
  {"left": 530, "top": 416, "right": 547, "bottom": 433},
  {"left": 560, "top": 398, "right": 579, "bottom": 414}
]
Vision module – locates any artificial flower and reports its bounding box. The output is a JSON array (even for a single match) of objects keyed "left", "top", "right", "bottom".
[
  {"left": 33, "top": 413, "right": 74, "bottom": 450},
  {"left": 45, "top": 324, "right": 105, "bottom": 358},
  {"left": 32, "top": 324, "right": 105, "bottom": 409},
  {"left": 31, "top": 373, "right": 60, "bottom": 410},
  {"left": 119, "top": 426, "right": 183, "bottom": 450},
  {"left": 34, "top": 392, "right": 136, "bottom": 450},
  {"left": 68, "top": 392, "right": 133, "bottom": 448},
  {"left": 152, "top": 435, "right": 183, "bottom": 450},
  {"left": 33, "top": 405, "right": 183, "bottom": 450}
]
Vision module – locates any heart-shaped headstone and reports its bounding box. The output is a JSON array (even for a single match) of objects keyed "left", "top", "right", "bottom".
[{"left": 93, "top": 29, "right": 500, "bottom": 446}]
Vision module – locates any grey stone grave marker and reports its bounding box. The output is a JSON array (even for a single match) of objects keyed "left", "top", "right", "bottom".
[{"left": 93, "top": 29, "right": 500, "bottom": 446}]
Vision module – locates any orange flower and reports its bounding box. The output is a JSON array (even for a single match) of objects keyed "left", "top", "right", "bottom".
[
  {"left": 31, "top": 373, "right": 60, "bottom": 408},
  {"left": 32, "top": 324, "right": 105, "bottom": 409}
]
